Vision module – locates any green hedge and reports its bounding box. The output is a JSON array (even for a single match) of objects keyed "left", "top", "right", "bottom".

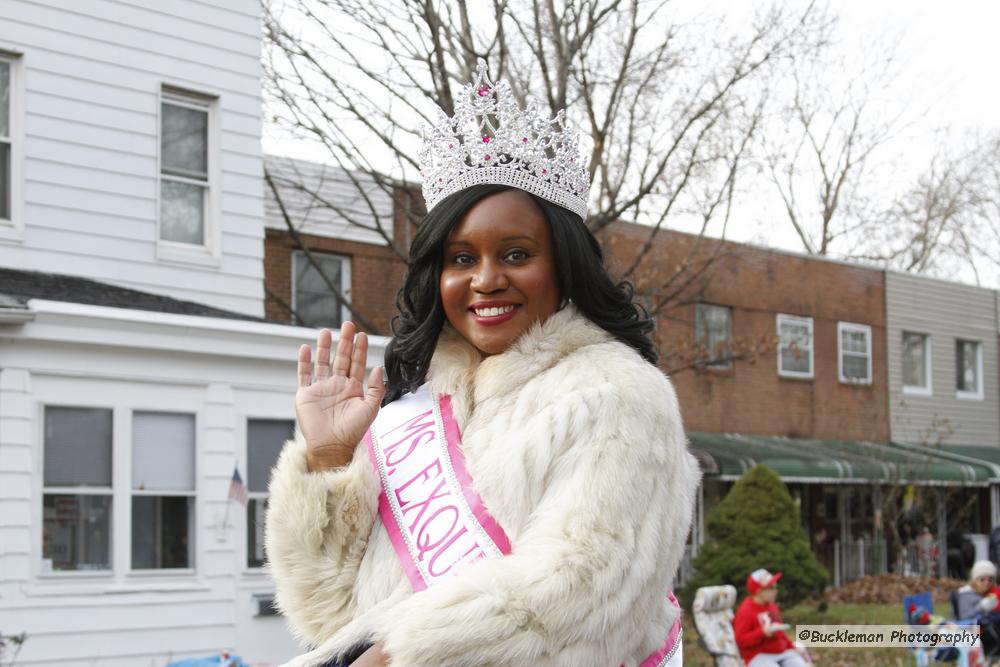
[{"left": 680, "top": 464, "right": 828, "bottom": 607}]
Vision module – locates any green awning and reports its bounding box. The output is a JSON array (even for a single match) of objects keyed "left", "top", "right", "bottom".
[
  {"left": 688, "top": 432, "right": 999, "bottom": 486},
  {"left": 938, "top": 444, "right": 1000, "bottom": 468}
]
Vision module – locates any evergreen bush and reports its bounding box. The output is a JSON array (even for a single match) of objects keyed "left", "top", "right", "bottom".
[{"left": 680, "top": 464, "right": 828, "bottom": 607}]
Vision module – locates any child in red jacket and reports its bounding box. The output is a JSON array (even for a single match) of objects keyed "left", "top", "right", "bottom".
[{"left": 733, "top": 569, "right": 811, "bottom": 666}]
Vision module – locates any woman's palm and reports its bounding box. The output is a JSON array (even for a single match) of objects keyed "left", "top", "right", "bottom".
[{"left": 296, "top": 321, "right": 384, "bottom": 470}]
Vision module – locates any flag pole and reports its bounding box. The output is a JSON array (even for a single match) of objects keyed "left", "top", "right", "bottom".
[
  {"left": 222, "top": 490, "right": 231, "bottom": 530},
  {"left": 222, "top": 457, "right": 237, "bottom": 530}
]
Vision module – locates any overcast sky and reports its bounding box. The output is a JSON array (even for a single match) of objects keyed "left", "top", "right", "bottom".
[{"left": 837, "top": 0, "right": 1000, "bottom": 130}]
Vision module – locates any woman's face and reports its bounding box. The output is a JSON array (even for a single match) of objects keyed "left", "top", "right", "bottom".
[
  {"left": 439, "top": 189, "right": 561, "bottom": 356},
  {"left": 973, "top": 574, "right": 995, "bottom": 595}
]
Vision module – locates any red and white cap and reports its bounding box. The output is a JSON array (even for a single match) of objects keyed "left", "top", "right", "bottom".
[{"left": 747, "top": 568, "right": 783, "bottom": 594}]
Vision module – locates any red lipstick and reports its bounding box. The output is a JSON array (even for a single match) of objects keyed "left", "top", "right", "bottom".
[{"left": 469, "top": 301, "right": 520, "bottom": 326}]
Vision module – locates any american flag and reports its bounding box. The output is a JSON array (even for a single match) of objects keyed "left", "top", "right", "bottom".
[{"left": 228, "top": 467, "right": 249, "bottom": 507}]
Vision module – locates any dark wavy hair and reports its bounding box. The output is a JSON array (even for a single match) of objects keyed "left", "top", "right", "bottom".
[{"left": 382, "top": 183, "right": 656, "bottom": 404}]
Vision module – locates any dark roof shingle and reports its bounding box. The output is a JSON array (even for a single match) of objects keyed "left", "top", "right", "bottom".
[{"left": 0, "top": 267, "right": 269, "bottom": 323}]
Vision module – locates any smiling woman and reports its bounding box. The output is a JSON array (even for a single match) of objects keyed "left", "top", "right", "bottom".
[
  {"left": 265, "top": 61, "right": 701, "bottom": 667},
  {"left": 381, "top": 180, "right": 660, "bottom": 406}
]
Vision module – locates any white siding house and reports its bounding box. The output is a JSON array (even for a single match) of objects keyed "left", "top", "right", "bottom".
[
  {"left": 0, "top": 0, "right": 265, "bottom": 317},
  {"left": 886, "top": 271, "right": 1000, "bottom": 447},
  {"left": 0, "top": 294, "right": 389, "bottom": 666},
  {"left": 0, "top": 3, "right": 391, "bottom": 665}
]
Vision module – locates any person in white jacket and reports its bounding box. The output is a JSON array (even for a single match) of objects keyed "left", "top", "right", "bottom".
[{"left": 265, "top": 61, "right": 702, "bottom": 667}]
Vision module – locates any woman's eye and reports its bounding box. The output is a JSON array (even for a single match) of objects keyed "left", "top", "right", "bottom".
[{"left": 449, "top": 250, "right": 529, "bottom": 265}]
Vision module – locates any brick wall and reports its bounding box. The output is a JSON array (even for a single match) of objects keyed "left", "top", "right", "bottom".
[
  {"left": 263, "top": 229, "right": 406, "bottom": 336},
  {"left": 597, "top": 221, "right": 890, "bottom": 442}
]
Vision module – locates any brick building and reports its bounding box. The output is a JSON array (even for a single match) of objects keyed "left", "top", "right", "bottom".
[
  {"left": 262, "top": 156, "right": 416, "bottom": 336},
  {"left": 597, "top": 220, "right": 890, "bottom": 443},
  {"left": 264, "top": 229, "right": 405, "bottom": 334}
]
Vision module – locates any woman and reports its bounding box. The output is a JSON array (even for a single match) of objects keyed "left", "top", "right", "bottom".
[
  {"left": 954, "top": 560, "right": 1000, "bottom": 657},
  {"left": 266, "top": 60, "right": 701, "bottom": 667},
  {"left": 955, "top": 560, "right": 999, "bottom": 620}
]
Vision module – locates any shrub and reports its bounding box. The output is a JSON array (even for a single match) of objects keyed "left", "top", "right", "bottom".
[{"left": 680, "top": 464, "right": 828, "bottom": 607}]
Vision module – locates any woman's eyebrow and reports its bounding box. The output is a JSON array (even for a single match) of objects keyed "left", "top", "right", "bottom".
[{"left": 446, "top": 235, "right": 539, "bottom": 247}]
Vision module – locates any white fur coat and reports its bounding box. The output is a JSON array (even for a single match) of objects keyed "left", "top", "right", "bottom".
[{"left": 265, "top": 304, "right": 702, "bottom": 667}]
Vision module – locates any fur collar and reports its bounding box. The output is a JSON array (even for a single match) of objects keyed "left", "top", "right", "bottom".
[{"left": 426, "top": 303, "right": 614, "bottom": 410}]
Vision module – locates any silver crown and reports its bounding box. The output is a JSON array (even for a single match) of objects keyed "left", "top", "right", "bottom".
[{"left": 419, "top": 59, "right": 590, "bottom": 219}]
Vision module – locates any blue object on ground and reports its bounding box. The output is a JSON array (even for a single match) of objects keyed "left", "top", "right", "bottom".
[{"left": 904, "top": 591, "right": 935, "bottom": 624}]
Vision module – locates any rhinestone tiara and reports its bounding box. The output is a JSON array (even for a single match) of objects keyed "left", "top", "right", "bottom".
[{"left": 418, "top": 59, "right": 590, "bottom": 219}]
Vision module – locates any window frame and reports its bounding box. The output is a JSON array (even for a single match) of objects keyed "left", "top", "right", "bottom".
[
  {"left": 155, "top": 85, "right": 221, "bottom": 266},
  {"left": 291, "top": 250, "right": 352, "bottom": 328},
  {"left": 776, "top": 313, "right": 814, "bottom": 379},
  {"left": 695, "top": 303, "right": 733, "bottom": 370},
  {"left": 0, "top": 50, "right": 24, "bottom": 242},
  {"left": 128, "top": 411, "right": 197, "bottom": 573},
  {"left": 34, "top": 402, "right": 203, "bottom": 584},
  {"left": 38, "top": 404, "right": 116, "bottom": 577},
  {"left": 955, "top": 338, "right": 984, "bottom": 401},
  {"left": 837, "top": 321, "right": 873, "bottom": 386},
  {"left": 243, "top": 417, "right": 295, "bottom": 572},
  {"left": 245, "top": 493, "right": 268, "bottom": 572},
  {"left": 901, "top": 331, "right": 933, "bottom": 396}
]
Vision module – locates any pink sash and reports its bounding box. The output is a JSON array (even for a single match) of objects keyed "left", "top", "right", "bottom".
[{"left": 365, "top": 383, "right": 682, "bottom": 666}]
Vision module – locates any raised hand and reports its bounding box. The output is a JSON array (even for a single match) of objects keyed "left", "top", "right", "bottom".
[{"left": 296, "top": 321, "right": 385, "bottom": 472}]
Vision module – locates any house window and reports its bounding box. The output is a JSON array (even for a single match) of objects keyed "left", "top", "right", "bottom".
[
  {"left": 42, "top": 407, "right": 113, "bottom": 572},
  {"left": 695, "top": 304, "right": 732, "bottom": 368},
  {"left": 902, "top": 332, "right": 932, "bottom": 395},
  {"left": 0, "top": 57, "right": 10, "bottom": 221},
  {"left": 160, "top": 90, "right": 211, "bottom": 246},
  {"left": 838, "top": 322, "right": 872, "bottom": 385},
  {"left": 293, "top": 251, "right": 351, "bottom": 328},
  {"left": 777, "top": 314, "right": 813, "bottom": 378},
  {"left": 131, "top": 412, "right": 196, "bottom": 570},
  {"left": 246, "top": 419, "right": 295, "bottom": 569},
  {"left": 956, "top": 339, "right": 983, "bottom": 399}
]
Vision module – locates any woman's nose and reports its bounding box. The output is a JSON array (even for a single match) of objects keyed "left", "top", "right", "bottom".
[{"left": 471, "top": 258, "right": 509, "bottom": 292}]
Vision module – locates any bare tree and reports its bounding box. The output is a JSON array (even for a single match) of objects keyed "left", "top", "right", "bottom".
[
  {"left": 762, "top": 40, "right": 905, "bottom": 257},
  {"left": 855, "top": 131, "right": 1000, "bottom": 285},
  {"left": 263, "top": 0, "right": 831, "bottom": 342},
  {"left": 762, "top": 25, "right": 1000, "bottom": 288}
]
